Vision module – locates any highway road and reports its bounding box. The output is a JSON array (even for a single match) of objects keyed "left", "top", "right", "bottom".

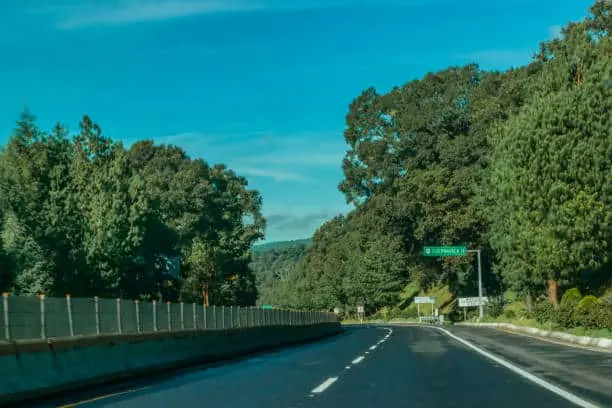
[{"left": 27, "top": 325, "right": 612, "bottom": 408}]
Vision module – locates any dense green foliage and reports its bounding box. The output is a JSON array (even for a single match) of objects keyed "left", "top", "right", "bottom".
[
  {"left": 253, "top": 238, "right": 311, "bottom": 253},
  {"left": 0, "top": 113, "right": 265, "bottom": 305},
  {"left": 264, "top": 2, "right": 611, "bottom": 322},
  {"left": 250, "top": 240, "right": 309, "bottom": 305}
]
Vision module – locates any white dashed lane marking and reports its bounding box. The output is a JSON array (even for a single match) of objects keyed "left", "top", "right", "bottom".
[
  {"left": 307, "top": 327, "right": 393, "bottom": 397},
  {"left": 311, "top": 377, "right": 338, "bottom": 394}
]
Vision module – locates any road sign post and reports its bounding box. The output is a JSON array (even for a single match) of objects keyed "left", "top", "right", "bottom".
[
  {"left": 458, "top": 296, "right": 488, "bottom": 321},
  {"left": 356, "top": 302, "right": 365, "bottom": 325},
  {"left": 414, "top": 297, "right": 435, "bottom": 320},
  {"left": 467, "top": 249, "right": 484, "bottom": 319},
  {"left": 422, "top": 245, "right": 484, "bottom": 320}
]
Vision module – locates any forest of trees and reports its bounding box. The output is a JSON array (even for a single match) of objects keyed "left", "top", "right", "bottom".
[
  {"left": 251, "top": 240, "right": 310, "bottom": 305},
  {"left": 0, "top": 2, "right": 609, "bottom": 329},
  {"left": 263, "top": 2, "right": 611, "bottom": 326},
  {"left": 0, "top": 113, "right": 265, "bottom": 306}
]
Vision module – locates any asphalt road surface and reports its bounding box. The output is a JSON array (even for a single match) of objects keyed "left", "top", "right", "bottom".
[{"left": 27, "top": 325, "right": 612, "bottom": 408}]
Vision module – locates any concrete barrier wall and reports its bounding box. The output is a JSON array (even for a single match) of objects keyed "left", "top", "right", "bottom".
[{"left": 0, "top": 323, "right": 342, "bottom": 406}]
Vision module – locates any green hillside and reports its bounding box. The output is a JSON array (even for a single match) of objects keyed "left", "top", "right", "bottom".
[{"left": 253, "top": 238, "right": 312, "bottom": 253}]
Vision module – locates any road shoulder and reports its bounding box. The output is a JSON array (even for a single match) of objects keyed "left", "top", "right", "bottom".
[
  {"left": 446, "top": 325, "right": 612, "bottom": 407},
  {"left": 457, "top": 322, "right": 612, "bottom": 351}
]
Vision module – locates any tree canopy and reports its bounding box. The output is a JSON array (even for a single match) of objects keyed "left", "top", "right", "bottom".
[
  {"left": 262, "top": 1, "right": 611, "bottom": 315},
  {"left": 0, "top": 113, "right": 264, "bottom": 305}
]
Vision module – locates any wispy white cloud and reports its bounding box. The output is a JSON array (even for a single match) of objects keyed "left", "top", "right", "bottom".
[
  {"left": 153, "top": 128, "right": 345, "bottom": 183},
  {"left": 54, "top": 1, "right": 260, "bottom": 30},
  {"left": 33, "top": 0, "right": 442, "bottom": 30},
  {"left": 232, "top": 166, "right": 311, "bottom": 182},
  {"left": 241, "top": 152, "right": 343, "bottom": 167}
]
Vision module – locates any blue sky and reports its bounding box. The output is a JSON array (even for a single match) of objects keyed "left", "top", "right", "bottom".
[{"left": 0, "top": 0, "right": 594, "bottom": 242}]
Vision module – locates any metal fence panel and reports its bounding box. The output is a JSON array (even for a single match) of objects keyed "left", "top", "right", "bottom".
[
  {"left": 169, "top": 303, "right": 181, "bottom": 331},
  {"left": 71, "top": 297, "right": 97, "bottom": 336},
  {"left": 98, "top": 298, "right": 119, "bottom": 335},
  {"left": 9, "top": 296, "right": 42, "bottom": 340},
  {"left": 183, "top": 303, "right": 195, "bottom": 330},
  {"left": 197, "top": 305, "right": 205, "bottom": 329},
  {"left": 140, "top": 302, "right": 154, "bottom": 332},
  {"left": 121, "top": 300, "right": 138, "bottom": 334},
  {"left": 0, "top": 295, "right": 337, "bottom": 341}
]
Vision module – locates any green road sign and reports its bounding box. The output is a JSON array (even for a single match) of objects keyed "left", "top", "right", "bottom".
[
  {"left": 261, "top": 305, "right": 274, "bottom": 309},
  {"left": 423, "top": 246, "right": 467, "bottom": 257}
]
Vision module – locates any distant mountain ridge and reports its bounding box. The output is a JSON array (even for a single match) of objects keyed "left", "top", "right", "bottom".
[{"left": 253, "top": 238, "right": 312, "bottom": 252}]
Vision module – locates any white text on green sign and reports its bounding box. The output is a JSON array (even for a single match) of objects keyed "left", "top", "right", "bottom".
[{"left": 423, "top": 246, "right": 467, "bottom": 257}]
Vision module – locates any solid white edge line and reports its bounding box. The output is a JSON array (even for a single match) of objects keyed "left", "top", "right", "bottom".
[
  {"left": 370, "top": 345, "right": 377, "bottom": 350},
  {"left": 311, "top": 377, "right": 338, "bottom": 394},
  {"left": 434, "top": 327, "right": 601, "bottom": 408},
  {"left": 352, "top": 356, "right": 365, "bottom": 364}
]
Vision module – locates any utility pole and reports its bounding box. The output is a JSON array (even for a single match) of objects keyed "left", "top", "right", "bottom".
[{"left": 467, "top": 249, "right": 483, "bottom": 319}]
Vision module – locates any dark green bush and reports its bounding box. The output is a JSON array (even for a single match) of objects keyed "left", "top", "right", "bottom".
[
  {"left": 503, "top": 309, "right": 516, "bottom": 319},
  {"left": 560, "top": 288, "right": 582, "bottom": 308},
  {"left": 533, "top": 300, "right": 556, "bottom": 324},
  {"left": 554, "top": 288, "right": 583, "bottom": 327},
  {"left": 574, "top": 295, "right": 611, "bottom": 329},
  {"left": 486, "top": 296, "right": 505, "bottom": 318}
]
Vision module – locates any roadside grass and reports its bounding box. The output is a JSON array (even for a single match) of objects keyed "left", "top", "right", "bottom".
[{"left": 477, "top": 316, "right": 612, "bottom": 339}]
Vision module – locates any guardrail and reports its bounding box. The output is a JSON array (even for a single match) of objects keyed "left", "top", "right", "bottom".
[
  {"left": 0, "top": 293, "right": 336, "bottom": 341},
  {"left": 419, "top": 315, "right": 444, "bottom": 325}
]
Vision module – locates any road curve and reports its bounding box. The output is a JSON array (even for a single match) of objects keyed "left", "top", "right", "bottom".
[{"left": 26, "top": 325, "right": 610, "bottom": 408}]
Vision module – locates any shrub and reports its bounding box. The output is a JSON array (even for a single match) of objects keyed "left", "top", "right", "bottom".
[
  {"left": 560, "top": 288, "right": 582, "bottom": 308},
  {"left": 601, "top": 290, "right": 612, "bottom": 307},
  {"left": 503, "top": 309, "right": 516, "bottom": 319},
  {"left": 533, "top": 300, "right": 556, "bottom": 324},
  {"left": 400, "top": 307, "right": 418, "bottom": 319},
  {"left": 555, "top": 287, "right": 583, "bottom": 328},
  {"left": 504, "top": 300, "right": 531, "bottom": 319},
  {"left": 574, "top": 295, "right": 611, "bottom": 329},
  {"left": 486, "top": 296, "right": 505, "bottom": 318}
]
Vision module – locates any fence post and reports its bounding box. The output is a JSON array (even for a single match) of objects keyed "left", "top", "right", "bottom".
[
  {"left": 203, "top": 304, "right": 207, "bottom": 329},
  {"left": 2, "top": 293, "right": 9, "bottom": 341},
  {"left": 193, "top": 303, "right": 197, "bottom": 330},
  {"left": 212, "top": 305, "right": 216, "bottom": 329},
  {"left": 180, "top": 301, "right": 185, "bottom": 330},
  {"left": 40, "top": 294, "right": 46, "bottom": 340},
  {"left": 94, "top": 296, "right": 100, "bottom": 335},
  {"left": 116, "top": 298, "right": 122, "bottom": 335},
  {"left": 221, "top": 306, "right": 225, "bottom": 329},
  {"left": 135, "top": 300, "right": 141, "bottom": 334},
  {"left": 230, "top": 306, "right": 233, "bottom": 328},
  {"left": 152, "top": 300, "right": 158, "bottom": 332},
  {"left": 167, "top": 302, "right": 172, "bottom": 331},
  {"left": 66, "top": 294, "right": 74, "bottom": 337}
]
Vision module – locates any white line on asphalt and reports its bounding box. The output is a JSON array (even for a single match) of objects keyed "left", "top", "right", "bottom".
[
  {"left": 369, "top": 345, "right": 377, "bottom": 350},
  {"left": 345, "top": 365, "right": 351, "bottom": 370},
  {"left": 435, "top": 327, "right": 601, "bottom": 408},
  {"left": 352, "top": 356, "right": 365, "bottom": 364},
  {"left": 311, "top": 377, "right": 338, "bottom": 394}
]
